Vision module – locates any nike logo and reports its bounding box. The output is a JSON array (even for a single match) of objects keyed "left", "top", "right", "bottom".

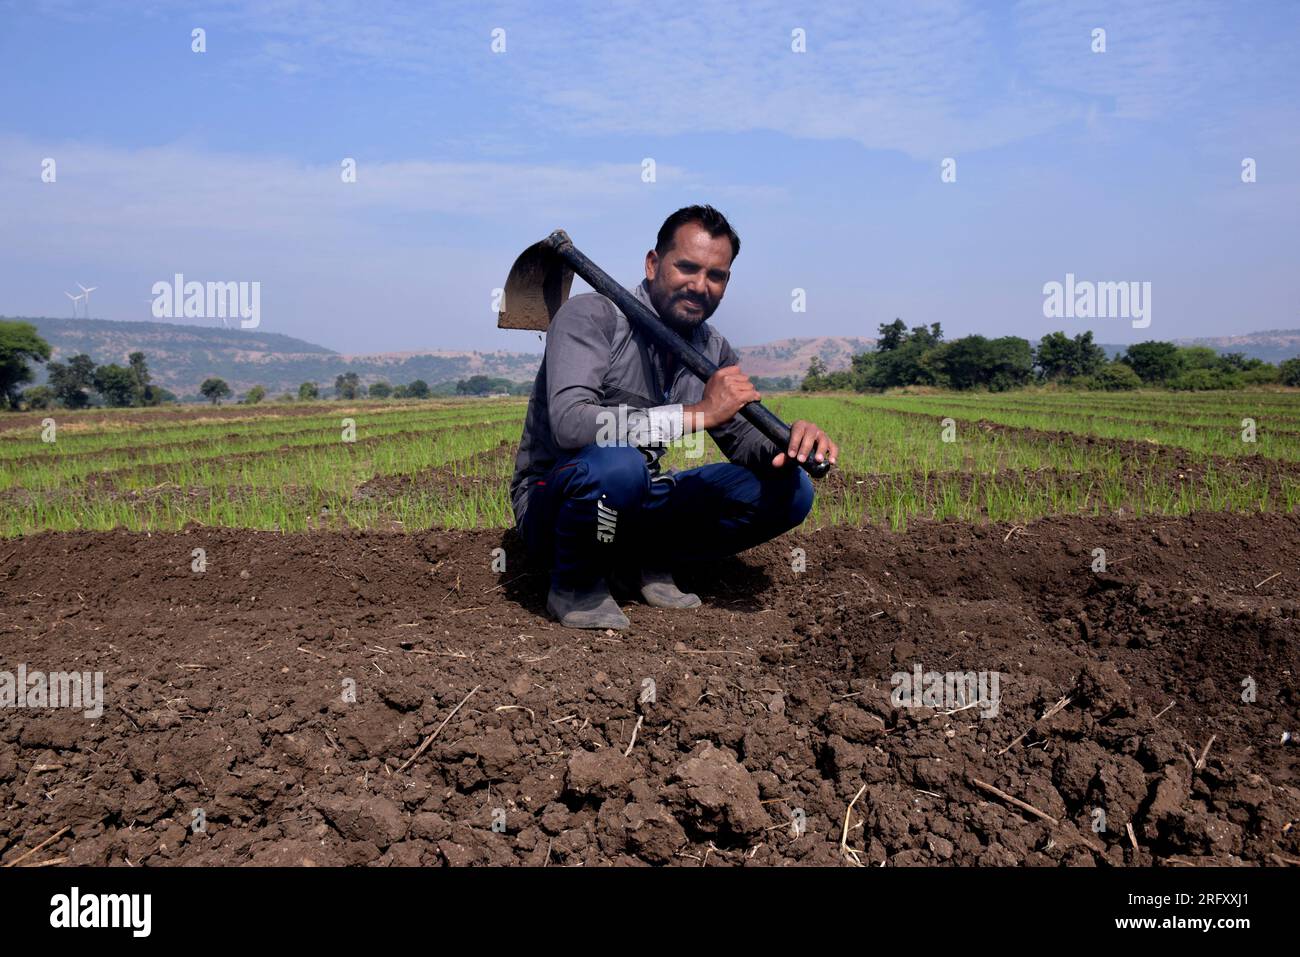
[{"left": 596, "top": 497, "right": 618, "bottom": 543}]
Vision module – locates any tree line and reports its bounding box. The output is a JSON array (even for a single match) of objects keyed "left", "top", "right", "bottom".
[
  {"left": 11, "top": 315, "right": 1300, "bottom": 412},
  {"left": 801, "top": 319, "right": 1300, "bottom": 393},
  {"left": 142, "top": 372, "right": 449, "bottom": 406}
]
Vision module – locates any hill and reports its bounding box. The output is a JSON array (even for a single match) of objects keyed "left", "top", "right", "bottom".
[
  {"left": 13, "top": 317, "right": 340, "bottom": 398},
  {"left": 1169, "top": 329, "right": 1300, "bottom": 364},
  {"left": 733, "top": 336, "right": 876, "bottom": 376},
  {"left": 20, "top": 316, "right": 335, "bottom": 359},
  {"left": 8, "top": 318, "right": 873, "bottom": 397},
  {"left": 12, "top": 317, "right": 539, "bottom": 399},
  {"left": 1087, "top": 330, "right": 1300, "bottom": 364}
]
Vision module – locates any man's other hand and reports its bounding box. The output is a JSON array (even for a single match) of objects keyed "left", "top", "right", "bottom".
[{"left": 772, "top": 420, "right": 838, "bottom": 469}]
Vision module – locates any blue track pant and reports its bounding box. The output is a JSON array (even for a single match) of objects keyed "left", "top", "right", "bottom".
[{"left": 517, "top": 444, "right": 814, "bottom": 590}]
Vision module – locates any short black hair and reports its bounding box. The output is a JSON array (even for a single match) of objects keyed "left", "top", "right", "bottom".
[{"left": 655, "top": 205, "right": 740, "bottom": 262}]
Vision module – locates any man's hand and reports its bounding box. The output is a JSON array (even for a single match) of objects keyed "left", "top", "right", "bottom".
[
  {"left": 683, "top": 364, "right": 760, "bottom": 432},
  {"left": 772, "top": 420, "right": 838, "bottom": 469}
]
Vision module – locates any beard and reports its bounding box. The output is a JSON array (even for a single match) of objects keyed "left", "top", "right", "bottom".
[{"left": 655, "top": 289, "right": 715, "bottom": 335}]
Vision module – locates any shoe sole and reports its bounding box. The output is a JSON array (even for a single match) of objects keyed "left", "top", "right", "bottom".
[
  {"left": 641, "top": 596, "right": 701, "bottom": 609},
  {"left": 640, "top": 587, "right": 702, "bottom": 610},
  {"left": 546, "top": 599, "right": 630, "bottom": 630}
]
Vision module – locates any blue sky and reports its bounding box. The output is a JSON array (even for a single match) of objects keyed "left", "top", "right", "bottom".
[{"left": 1, "top": 0, "right": 1296, "bottom": 353}]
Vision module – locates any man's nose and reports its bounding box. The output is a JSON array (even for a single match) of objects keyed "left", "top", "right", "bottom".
[{"left": 685, "top": 274, "right": 709, "bottom": 296}]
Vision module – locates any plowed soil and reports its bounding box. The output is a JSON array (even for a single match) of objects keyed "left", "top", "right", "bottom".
[{"left": 1, "top": 511, "right": 1297, "bottom": 866}]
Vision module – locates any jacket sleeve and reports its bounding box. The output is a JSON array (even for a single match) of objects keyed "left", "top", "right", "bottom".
[
  {"left": 706, "top": 335, "right": 784, "bottom": 471},
  {"left": 546, "top": 296, "right": 685, "bottom": 451}
]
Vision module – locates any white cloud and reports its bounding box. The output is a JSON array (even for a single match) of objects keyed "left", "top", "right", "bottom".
[
  {"left": 153, "top": 0, "right": 1084, "bottom": 158},
  {"left": 31, "top": 0, "right": 1297, "bottom": 159},
  {"left": 0, "top": 134, "right": 707, "bottom": 239},
  {"left": 0, "top": 134, "right": 770, "bottom": 349}
]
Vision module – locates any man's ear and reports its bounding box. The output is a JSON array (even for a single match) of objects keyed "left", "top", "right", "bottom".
[{"left": 644, "top": 249, "right": 659, "bottom": 281}]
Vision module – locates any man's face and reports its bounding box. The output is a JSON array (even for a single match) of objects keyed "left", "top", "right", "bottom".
[{"left": 645, "top": 222, "right": 733, "bottom": 331}]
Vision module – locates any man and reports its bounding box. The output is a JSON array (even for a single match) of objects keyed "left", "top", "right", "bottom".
[{"left": 510, "top": 205, "right": 838, "bottom": 629}]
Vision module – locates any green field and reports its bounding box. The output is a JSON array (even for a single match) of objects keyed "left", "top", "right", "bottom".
[{"left": 3, "top": 389, "right": 1299, "bottom": 537}]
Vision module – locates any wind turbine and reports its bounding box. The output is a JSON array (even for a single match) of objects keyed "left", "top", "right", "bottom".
[
  {"left": 77, "top": 282, "right": 98, "bottom": 319},
  {"left": 65, "top": 291, "right": 85, "bottom": 318}
]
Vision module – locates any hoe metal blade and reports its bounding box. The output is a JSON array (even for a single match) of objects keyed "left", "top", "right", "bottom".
[{"left": 497, "top": 235, "right": 575, "bottom": 331}]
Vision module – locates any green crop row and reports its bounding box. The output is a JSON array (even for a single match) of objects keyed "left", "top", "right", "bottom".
[{"left": 3, "top": 391, "right": 1299, "bottom": 536}]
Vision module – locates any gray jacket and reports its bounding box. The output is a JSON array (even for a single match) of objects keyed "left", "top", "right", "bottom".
[{"left": 510, "top": 278, "right": 782, "bottom": 526}]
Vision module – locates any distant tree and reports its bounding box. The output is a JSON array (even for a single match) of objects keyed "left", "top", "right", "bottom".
[
  {"left": 458, "top": 375, "right": 513, "bottom": 395},
  {"left": 801, "top": 356, "right": 829, "bottom": 392},
  {"left": 1035, "top": 331, "right": 1072, "bottom": 380},
  {"left": 984, "top": 337, "right": 1035, "bottom": 391},
  {"left": 1216, "top": 351, "right": 1266, "bottom": 373},
  {"left": 0, "top": 321, "right": 52, "bottom": 410},
  {"left": 200, "top": 377, "right": 233, "bottom": 405},
  {"left": 849, "top": 352, "right": 877, "bottom": 391},
  {"left": 1240, "top": 364, "right": 1280, "bottom": 386},
  {"left": 21, "top": 384, "right": 56, "bottom": 410},
  {"left": 405, "top": 379, "right": 431, "bottom": 399},
  {"left": 752, "top": 375, "right": 796, "bottom": 392},
  {"left": 141, "top": 383, "right": 170, "bottom": 405},
  {"left": 1074, "top": 332, "right": 1108, "bottom": 377},
  {"left": 1035, "top": 331, "right": 1107, "bottom": 381},
  {"left": 1084, "top": 362, "right": 1143, "bottom": 391},
  {"left": 1176, "top": 348, "right": 1269, "bottom": 378},
  {"left": 127, "top": 351, "right": 151, "bottom": 404},
  {"left": 1177, "top": 346, "right": 1221, "bottom": 370},
  {"left": 866, "top": 324, "right": 943, "bottom": 389},
  {"left": 391, "top": 384, "right": 409, "bottom": 398},
  {"left": 47, "top": 353, "right": 97, "bottom": 409},
  {"left": 298, "top": 381, "right": 319, "bottom": 401},
  {"left": 93, "top": 363, "right": 138, "bottom": 407},
  {"left": 877, "top": 319, "right": 908, "bottom": 352},
  {"left": 1169, "top": 368, "right": 1242, "bottom": 391},
  {"left": 1120, "top": 341, "right": 1183, "bottom": 384},
  {"left": 368, "top": 380, "right": 392, "bottom": 399},
  {"left": 1279, "top": 357, "right": 1300, "bottom": 387},
  {"left": 278, "top": 392, "right": 295, "bottom": 402},
  {"left": 242, "top": 385, "right": 267, "bottom": 404},
  {"left": 929, "top": 335, "right": 1033, "bottom": 391},
  {"left": 335, "top": 372, "right": 364, "bottom": 399}
]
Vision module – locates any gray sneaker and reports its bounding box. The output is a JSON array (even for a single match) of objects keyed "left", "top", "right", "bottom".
[
  {"left": 546, "top": 578, "right": 631, "bottom": 630},
  {"left": 641, "top": 567, "right": 702, "bottom": 609},
  {"left": 614, "top": 565, "right": 701, "bottom": 609}
]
